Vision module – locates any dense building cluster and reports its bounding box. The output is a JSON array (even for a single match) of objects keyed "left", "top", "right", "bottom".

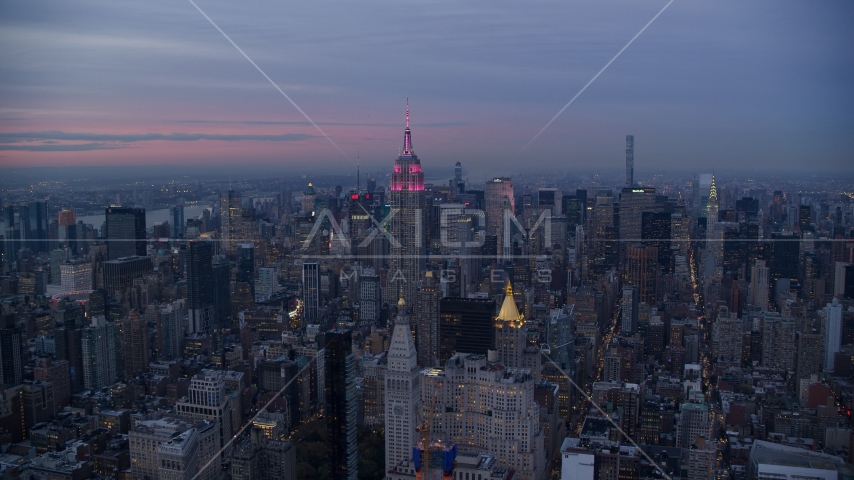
[{"left": 0, "top": 120, "right": 853, "bottom": 480}]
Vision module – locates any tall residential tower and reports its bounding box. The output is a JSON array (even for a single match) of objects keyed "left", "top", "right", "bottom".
[{"left": 625, "top": 134, "right": 634, "bottom": 188}]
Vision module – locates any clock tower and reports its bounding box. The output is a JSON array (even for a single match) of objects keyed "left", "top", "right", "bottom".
[{"left": 385, "top": 298, "right": 421, "bottom": 473}]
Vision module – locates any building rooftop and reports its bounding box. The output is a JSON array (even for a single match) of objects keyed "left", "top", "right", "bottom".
[{"left": 747, "top": 440, "right": 853, "bottom": 476}]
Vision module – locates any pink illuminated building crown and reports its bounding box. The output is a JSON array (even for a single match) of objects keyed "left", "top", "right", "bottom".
[{"left": 390, "top": 98, "right": 424, "bottom": 191}]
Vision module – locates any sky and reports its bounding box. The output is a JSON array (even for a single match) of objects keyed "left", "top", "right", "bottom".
[{"left": 0, "top": 0, "right": 852, "bottom": 175}]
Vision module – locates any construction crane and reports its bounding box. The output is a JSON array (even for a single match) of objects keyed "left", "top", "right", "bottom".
[{"left": 413, "top": 380, "right": 456, "bottom": 480}]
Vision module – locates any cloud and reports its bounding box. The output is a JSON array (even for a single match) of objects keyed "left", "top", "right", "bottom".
[
  {"left": 0, "top": 142, "right": 120, "bottom": 152},
  {"left": 419, "top": 121, "right": 472, "bottom": 128},
  {"left": 0, "top": 131, "right": 318, "bottom": 143},
  {"left": 178, "top": 119, "right": 398, "bottom": 127},
  {"left": 177, "top": 119, "right": 471, "bottom": 128},
  {"left": 0, "top": 130, "right": 319, "bottom": 152}
]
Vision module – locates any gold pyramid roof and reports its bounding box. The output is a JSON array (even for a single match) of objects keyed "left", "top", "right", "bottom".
[{"left": 496, "top": 283, "right": 523, "bottom": 325}]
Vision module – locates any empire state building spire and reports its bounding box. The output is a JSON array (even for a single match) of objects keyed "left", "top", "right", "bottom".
[{"left": 403, "top": 97, "right": 413, "bottom": 154}]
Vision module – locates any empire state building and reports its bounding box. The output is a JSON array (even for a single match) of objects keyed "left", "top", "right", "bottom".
[{"left": 387, "top": 100, "right": 425, "bottom": 308}]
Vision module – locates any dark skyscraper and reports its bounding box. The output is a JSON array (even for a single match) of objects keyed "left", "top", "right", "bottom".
[
  {"left": 453, "top": 161, "right": 464, "bottom": 194},
  {"left": 415, "top": 271, "right": 440, "bottom": 368},
  {"left": 29, "top": 199, "right": 48, "bottom": 253},
  {"left": 325, "top": 329, "right": 358, "bottom": 480},
  {"left": 626, "top": 244, "right": 658, "bottom": 305},
  {"left": 439, "top": 297, "right": 496, "bottom": 363},
  {"left": 576, "top": 188, "right": 588, "bottom": 224},
  {"left": 187, "top": 241, "right": 214, "bottom": 335},
  {"left": 302, "top": 262, "right": 319, "bottom": 321},
  {"left": 642, "top": 211, "right": 672, "bottom": 274},
  {"left": 54, "top": 301, "right": 85, "bottom": 392},
  {"left": 563, "top": 195, "right": 583, "bottom": 239},
  {"left": 770, "top": 233, "right": 799, "bottom": 285},
  {"left": 735, "top": 197, "right": 760, "bottom": 223},
  {"left": 122, "top": 311, "right": 149, "bottom": 378},
  {"left": 105, "top": 207, "right": 146, "bottom": 260},
  {"left": 212, "top": 256, "right": 232, "bottom": 329},
  {"left": 237, "top": 243, "right": 255, "bottom": 299},
  {"left": 0, "top": 315, "right": 24, "bottom": 386},
  {"left": 103, "top": 256, "right": 153, "bottom": 300},
  {"left": 621, "top": 286, "right": 639, "bottom": 334},
  {"left": 798, "top": 204, "right": 811, "bottom": 232},
  {"left": 349, "top": 193, "right": 372, "bottom": 257},
  {"left": 722, "top": 226, "right": 745, "bottom": 279},
  {"left": 626, "top": 134, "right": 634, "bottom": 188},
  {"left": 221, "top": 189, "right": 242, "bottom": 253},
  {"left": 538, "top": 188, "right": 560, "bottom": 214},
  {"left": 170, "top": 205, "right": 185, "bottom": 239}
]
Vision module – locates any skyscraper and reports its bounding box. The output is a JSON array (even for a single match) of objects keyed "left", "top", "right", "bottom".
[
  {"left": 439, "top": 296, "right": 496, "bottom": 363},
  {"left": 220, "top": 189, "right": 242, "bottom": 253},
  {"left": 485, "top": 177, "right": 515, "bottom": 260},
  {"left": 626, "top": 245, "right": 658, "bottom": 304},
  {"left": 171, "top": 205, "right": 185, "bottom": 240},
  {"left": 156, "top": 301, "right": 184, "bottom": 361},
  {"left": 824, "top": 298, "right": 843, "bottom": 372},
  {"left": 676, "top": 401, "right": 711, "bottom": 448},
  {"left": 750, "top": 259, "right": 770, "bottom": 311},
  {"left": 384, "top": 298, "right": 420, "bottom": 472},
  {"left": 770, "top": 233, "right": 799, "bottom": 286},
  {"left": 60, "top": 259, "right": 92, "bottom": 293},
  {"left": 621, "top": 286, "right": 639, "bottom": 334},
  {"left": 414, "top": 271, "right": 440, "bottom": 368},
  {"left": 256, "top": 267, "right": 275, "bottom": 301},
  {"left": 175, "top": 370, "right": 236, "bottom": 460},
  {"left": 49, "top": 249, "right": 67, "bottom": 285},
  {"left": 625, "top": 134, "right": 634, "bottom": 188},
  {"left": 103, "top": 256, "right": 153, "bottom": 300},
  {"left": 54, "top": 301, "right": 85, "bottom": 392},
  {"left": 452, "top": 161, "right": 464, "bottom": 194},
  {"left": 562, "top": 195, "right": 584, "bottom": 243},
  {"left": 538, "top": 188, "right": 561, "bottom": 215},
  {"left": 212, "top": 256, "right": 232, "bottom": 329},
  {"left": 325, "top": 329, "right": 358, "bottom": 480},
  {"left": 707, "top": 174, "right": 719, "bottom": 219},
  {"left": 707, "top": 175, "right": 722, "bottom": 263},
  {"left": 187, "top": 241, "right": 214, "bottom": 335},
  {"left": 29, "top": 199, "right": 49, "bottom": 253},
  {"left": 237, "top": 243, "right": 255, "bottom": 299},
  {"left": 795, "top": 331, "right": 822, "bottom": 388},
  {"left": 0, "top": 316, "right": 24, "bottom": 386},
  {"left": 387, "top": 100, "right": 425, "bottom": 307},
  {"left": 642, "top": 211, "right": 673, "bottom": 274},
  {"left": 105, "top": 207, "right": 146, "bottom": 260},
  {"left": 34, "top": 359, "right": 70, "bottom": 416},
  {"left": 619, "top": 186, "right": 657, "bottom": 261},
  {"left": 760, "top": 313, "right": 795, "bottom": 370},
  {"left": 302, "top": 183, "right": 317, "bottom": 213},
  {"left": 81, "top": 315, "right": 120, "bottom": 390},
  {"left": 348, "top": 191, "right": 371, "bottom": 256},
  {"left": 495, "top": 283, "right": 526, "bottom": 369},
  {"left": 122, "top": 311, "right": 149, "bottom": 378},
  {"left": 359, "top": 275, "right": 381, "bottom": 324},
  {"left": 302, "top": 262, "right": 319, "bottom": 322},
  {"left": 712, "top": 310, "right": 743, "bottom": 363}
]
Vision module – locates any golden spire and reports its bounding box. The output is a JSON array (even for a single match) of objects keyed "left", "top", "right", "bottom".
[{"left": 497, "top": 281, "right": 522, "bottom": 327}]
